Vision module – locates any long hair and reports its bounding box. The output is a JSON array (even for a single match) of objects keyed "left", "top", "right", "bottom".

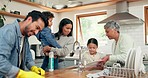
[{"left": 55, "top": 18, "right": 73, "bottom": 40}]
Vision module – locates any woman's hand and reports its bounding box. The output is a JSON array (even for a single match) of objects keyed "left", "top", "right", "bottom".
[
  {"left": 43, "top": 46, "right": 51, "bottom": 53},
  {"left": 97, "top": 55, "right": 110, "bottom": 67}
]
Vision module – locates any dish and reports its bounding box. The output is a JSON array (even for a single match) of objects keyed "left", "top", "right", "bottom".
[
  {"left": 128, "top": 48, "right": 136, "bottom": 69},
  {"left": 134, "top": 47, "right": 142, "bottom": 76},
  {"left": 125, "top": 48, "right": 132, "bottom": 68}
]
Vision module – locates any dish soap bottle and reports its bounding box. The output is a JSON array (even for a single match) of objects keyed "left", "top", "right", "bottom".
[{"left": 48, "top": 52, "right": 54, "bottom": 71}]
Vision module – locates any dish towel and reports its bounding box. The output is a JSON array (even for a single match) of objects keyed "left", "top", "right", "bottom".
[{"left": 86, "top": 69, "right": 109, "bottom": 78}]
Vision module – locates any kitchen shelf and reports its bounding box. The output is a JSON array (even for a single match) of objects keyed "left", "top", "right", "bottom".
[
  {"left": 12, "top": 0, "right": 142, "bottom": 13},
  {"left": 12, "top": 0, "right": 58, "bottom": 13},
  {"left": 0, "top": 11, "right": 25, "bottom": 19}
]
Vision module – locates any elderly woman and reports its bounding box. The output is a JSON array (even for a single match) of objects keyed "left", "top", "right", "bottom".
[{"left": 100, "top": 20, "right": 135, "bottom": 66}]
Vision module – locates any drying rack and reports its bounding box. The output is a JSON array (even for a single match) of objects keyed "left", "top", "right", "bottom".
[{"left": 104, "top": 67, "right": 142, "bottom": 78}]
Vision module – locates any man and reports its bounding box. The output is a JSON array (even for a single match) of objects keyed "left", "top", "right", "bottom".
[
  {"left": 0, "top": 10, "right": 47, "bottom": 78},
  {"left": 99, "top": 20, "right": 135, "bottom": 66}
]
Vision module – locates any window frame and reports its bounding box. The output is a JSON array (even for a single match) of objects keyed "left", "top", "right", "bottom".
[
  {"left": 144, "top": 6, "right": 148, "bottom": 44},
  {"left": 75, "top": 11, "right": 107, "bottom": 41}
]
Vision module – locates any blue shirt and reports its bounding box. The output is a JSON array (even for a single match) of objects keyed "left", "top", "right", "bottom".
[
  {"left": 0, "top": 19, "right": 35, "bottom": 78},
  {"left": 36, "top": 27, "right": 61, "bottom": 48}
]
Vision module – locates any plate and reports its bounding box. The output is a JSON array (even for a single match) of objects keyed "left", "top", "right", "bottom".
[
  {"left": 125, "top": 48, "right": 132, "bottom": 68},
  {"left": 128, "top": 48, "right": 136, "bottom": 69},
  {"left": 134, "top": 47, "right": 142, "bottom": 76}
]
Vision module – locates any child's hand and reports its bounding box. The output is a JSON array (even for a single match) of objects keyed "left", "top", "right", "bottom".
[
  {"left": 43, "top": 46, "right": 51, "bottom": 53},
  {"left": 96, "top": 60, "right": 104, "bottom": 67}
]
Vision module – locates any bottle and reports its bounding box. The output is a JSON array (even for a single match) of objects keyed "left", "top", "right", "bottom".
[{"left": 48, "top": 52, "right": 54, "bottom": 71}]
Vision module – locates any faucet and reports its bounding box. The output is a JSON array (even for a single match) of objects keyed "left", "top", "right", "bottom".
[
  {"left": 70, "top": 41, "right": 80, "bottom": 57},
  {"left": 71, "top": 41, "right": 85, "bottom": 72}
]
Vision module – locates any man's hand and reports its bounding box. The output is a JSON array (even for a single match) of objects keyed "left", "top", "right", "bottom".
[
  {"left": 31, "top": 66, "right": 45, "bottom": 76},
  {"left": 16, "top": 69, "right": 44, "bottom": 78},
  {"left": 43, "top": 46, "right": 51, "bottom": 53}
]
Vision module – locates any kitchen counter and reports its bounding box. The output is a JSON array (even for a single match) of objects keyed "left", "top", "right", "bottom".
[
  {"left": 45, "top": 66, "right": 148, "bottom": 78},
  {"left": 45, "top": 66, "right": 92, "bottom": 78}
]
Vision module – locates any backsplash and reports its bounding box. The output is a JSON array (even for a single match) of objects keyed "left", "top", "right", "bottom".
[{"left": 120, "top": 24, "right": 148, "bottom": 54}]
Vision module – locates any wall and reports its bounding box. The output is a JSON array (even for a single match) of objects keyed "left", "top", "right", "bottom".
[{"left": 58, "top": 0, "right": 148, "bottom": 54}]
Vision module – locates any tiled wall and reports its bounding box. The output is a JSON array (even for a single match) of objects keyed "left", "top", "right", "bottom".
[{"left": 120, "top": 24, "right": 148, "bottom": 54}]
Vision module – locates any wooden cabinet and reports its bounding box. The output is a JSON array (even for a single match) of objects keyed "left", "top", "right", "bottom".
[
  {"left": 12, "top": 0, "right": 58, "bottom": 12},
  {"left": 11, "top": 0, "right": 142, "bottom": 13},
  {"left": 0, "top": 11, "right": 25, "bottom": 19}
]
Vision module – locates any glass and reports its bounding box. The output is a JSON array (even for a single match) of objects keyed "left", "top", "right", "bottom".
[{"left": 78, "top": 15, "right": 108, "bottom": 46}]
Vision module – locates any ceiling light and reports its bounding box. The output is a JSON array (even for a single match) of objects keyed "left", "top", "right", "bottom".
[
  {"left": 52, "top": 4, "right": 67, "bottom": 9},
  {"left": 67, "top": 1, "right": 82, "bottom": 7}
]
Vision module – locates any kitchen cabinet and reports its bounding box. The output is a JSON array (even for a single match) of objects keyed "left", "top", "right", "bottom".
[
  {"left": 0, "top": 11, "right": 25, "bottom": 19},
  {"left": 12, "top": 0, "right": 139, "bottom": 13},
  {"left": 12, "top": 0, "right": 58, "bottom": 12}
]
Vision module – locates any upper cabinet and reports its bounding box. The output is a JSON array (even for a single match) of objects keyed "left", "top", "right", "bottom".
[
  {"left": 12, "top": 0, "right": 58, "bottom": 12},
  {"left": 12, "top": 0, "right": 141, "bottom": 13}
]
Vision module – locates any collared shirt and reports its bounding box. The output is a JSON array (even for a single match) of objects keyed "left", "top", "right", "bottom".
[
  {"left": 109, "top": 34, "right": 135, "bottom": 63},
  {"left": 0, "top": 19, "right": 35, "bottom": 78}
]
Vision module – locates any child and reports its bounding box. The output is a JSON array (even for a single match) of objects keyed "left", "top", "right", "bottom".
[
  {"left": 36, "top": 11, "right": 61, "bottom": 70},
  {"left": 82, "top": 38, "right": 105, "bottom": 65}
]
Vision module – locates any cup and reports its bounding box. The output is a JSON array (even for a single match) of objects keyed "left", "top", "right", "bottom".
[{"left": 14, "top": 11, "right": 20, "bottom": 15}]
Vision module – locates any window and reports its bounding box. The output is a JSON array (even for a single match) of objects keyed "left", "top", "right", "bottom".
[
  {"left": 76, "top": 11, "right": 108, "bottom": 46},
  {"left": 145, "top": 6, "right": 148, "bottom": 44}
]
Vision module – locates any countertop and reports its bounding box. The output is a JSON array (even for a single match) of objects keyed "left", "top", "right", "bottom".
[{"left": 45, "top": 66, "right": 148, "bottom": 78}]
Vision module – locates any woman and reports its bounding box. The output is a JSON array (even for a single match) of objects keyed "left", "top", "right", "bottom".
[
  {"left": 43, "top": 18, "right": 74, "bottom": 69},
  {"left": 99, "top": 20, "right": 135, "bottom": 66}
]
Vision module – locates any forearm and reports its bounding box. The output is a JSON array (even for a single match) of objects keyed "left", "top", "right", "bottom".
[
  {"left": 109, "top": 53, "right": 127, "bottom": 62},
  {"left": 0, "top": 60, "right": 19, "bottom": 77},
  {"left": 27, "top": 61, "right": 35, "bottom": 70},
  {"left": 51, "top": 47, "right": 70, "bottom": 56}
]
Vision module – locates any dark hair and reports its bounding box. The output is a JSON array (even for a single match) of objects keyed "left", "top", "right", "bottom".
[
  {"left": 55, "top": 18, "right": 73, "bottom": 40},
  {"left": 42, "top": 11, "right": 54, "bottom": 20},
  {"left": 87, "top": 38, "right": 98, "bottom": 46},
  {"left": 24, "top": 10, "right": 47, "bottom": 27},
  {"left": 42, "top": 11, "right": 54, "bottom": 27}
]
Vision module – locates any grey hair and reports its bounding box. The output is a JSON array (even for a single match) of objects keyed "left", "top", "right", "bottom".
[{"left": 104, "top": 20, "right": 120, "bottom": 32}]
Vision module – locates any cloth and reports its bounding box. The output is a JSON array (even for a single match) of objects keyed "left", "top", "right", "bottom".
[
  {"left": 0, "top": 19, "right": 35, "bottom": 78},
  {"left": 36, "top": 27, "right": 61, "bottom": 48},
  {"left": 82, "top": 51, "right": 106, "bottom": 64},
  {"left": 106, "top": 34, "right": 135, "bottom": 66}
]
